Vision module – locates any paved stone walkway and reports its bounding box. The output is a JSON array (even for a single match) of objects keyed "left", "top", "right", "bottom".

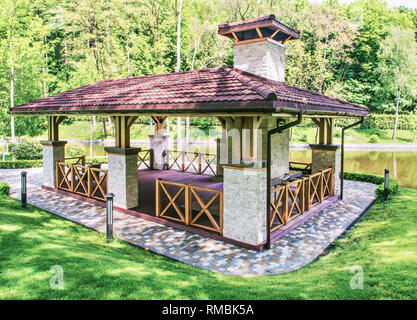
[{"left": 0, "top": 168, "right": 377, "bottom": 277}]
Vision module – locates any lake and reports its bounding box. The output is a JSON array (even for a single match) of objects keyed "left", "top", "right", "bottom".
[{"left": 82, "top": 142, "right": 417, "bottom": 189}]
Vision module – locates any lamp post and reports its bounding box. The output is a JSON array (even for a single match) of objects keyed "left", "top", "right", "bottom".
[
  {"left": 384, "top": 168, "right": 390, "bottom": 201},
  {"left": 106, "top": 193, "right": 114, "bottom": 242},
  {"left": 21, "top": 171, "right": 27, "bottom": 208}
]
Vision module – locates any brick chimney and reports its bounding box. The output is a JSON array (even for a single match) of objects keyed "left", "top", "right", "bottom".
[{"left": 218, "top": 14, "right": 300, "bottom": 82}]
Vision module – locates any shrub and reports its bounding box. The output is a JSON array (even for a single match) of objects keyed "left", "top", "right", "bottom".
[
  {"left": 299, "top": 134, "right": 308, "bottom": 143},
  {"left": 9, "top": 138, "right": 43, "bottom": 160},
  {"left": 0, "top": 160, "right": 43, "bottom": 169},
  {"left": 343, "top": 172, "right": 384, "bottom": 185},
  {"left": 343, "top": 171, "right": 399, "bottom": 199},
  {"left": 0, "top": 182, "right": 10, "bottom": 195},
  {"left": 368, "top": 134, "right": 378, "bottom": 143},
  {"left": 375, "top": 179, "right": 399, "bottom": 199},
  {"left": 298, "top": 114, "right": 417, "bottom": 131},
  {"left": 85, "top": 156, "right": 108, "bottom": 165},
  {"left": 66, "top": 142, "right": 86, "bottom": 157}
]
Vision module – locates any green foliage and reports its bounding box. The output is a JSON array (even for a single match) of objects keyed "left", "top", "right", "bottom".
[
  {"left": 195, "top": 118, "right": 214, "bottom": 130},
  {"left": 0, "top": 0, "right": 416, "bottom": 141},
  {"left": 300, "top": 134, "right": 308, "bottom": 142},
  {"left": 65, "top": 142, "right": 86, "bottom": 158},
  {"left": 0, "top": 182, "right": 10, "bottom": 195},
  {"left": 343, "top": 171, "right": 385, "bottom": 185},
  {"left": 9, "top": 139, "right": 43, "bottom": 160},
  {"left": 343, "top": 171, "right": 399, "bottom": 199},
  {"left": 300, "top": 114, "right": 417, "bottom": 131},
  {"left": 368, "top": 134, "right": 378, "bottom": 143},
  {"left": 85, "top": 156, "right": 108, "bottom": 165},
  {"left": 375, "top": 178, "right": 399, "bottom": 199},
  {"left": 0, "top": 159, "right": 43, "bottom": 168}
]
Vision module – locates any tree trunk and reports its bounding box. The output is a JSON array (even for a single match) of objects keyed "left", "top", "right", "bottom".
[
  {"left": 186, "top": 117, "right": 190, "bottom": 145},
  {"left": 106, "top": 0, "right": 111, "bottom": 79},
  {"left": 64, "top": 38, "right": 68, "bottom": 81},
  {"left": 177, "top": 117, "right": 182, "bottom": 150},
  {"left": 102, "top": 117, "right": 107, "bottom": 138},
  {"left": 9, "top": 0, "right": 15, "bottom": 142},
  {"left": 174, "top": 0, "right": 183, "bottom": 73},
  {"left": 90, "top": 117, "right": 93, "bottom": 157},
  {"left": 126, "top": 30, "right": 131, "bottom": 77},
  {"left": 392, "top": 87, "right": 400, "bottom": 140}
]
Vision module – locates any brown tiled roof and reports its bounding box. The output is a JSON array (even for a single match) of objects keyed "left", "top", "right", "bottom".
[
  {"left": 10, "top": 67, "right": 368, "bottom": 116},
  {"left": 218, "top": 14, "right": 300, "bottom": 42}
]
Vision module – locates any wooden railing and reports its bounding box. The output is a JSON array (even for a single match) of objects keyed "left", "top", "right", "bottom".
[
  {"left": 270, "top": 168, "right": 334, "bottom": 232},
  {"left": 156, "top": 179, "right": 223, "bottom": 234},
  {"left": 138, "top": 149, "right": 153, "bottom": 169},
  {"left": 167, "top": 150, "right": 216, "bottom": 175},
  {"left": 64, "top": 155, "right": 86, "bottom": 166},
  {"left": 56, "top": 161, "right": 108, "bottom": 201},
  {"left": 289, "top": 161, "right": 312, "bottom": 174}
]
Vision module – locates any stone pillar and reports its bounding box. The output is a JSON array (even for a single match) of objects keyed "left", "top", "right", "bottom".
[
  {"left": 40, "top": 140, "right": 67, "bottom": 188},
  {"left": 309, "top": 144, "right": 340, "bottom": 195},
  {"left": 222, "top": 165, "right": 266, "bottom": 246},
  {"left": 234, "top": 38, "right": 286, "bottom": 82},
  {"left": 104, "top": 147, "right": 140, "bottom": 209},
  {"left": 149, "top": 135, "right": 169, "bottom": 170}
]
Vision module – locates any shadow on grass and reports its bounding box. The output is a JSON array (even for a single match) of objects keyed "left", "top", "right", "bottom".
[{"left": 1, "top": 191, "right": 417, "bottom": 300}]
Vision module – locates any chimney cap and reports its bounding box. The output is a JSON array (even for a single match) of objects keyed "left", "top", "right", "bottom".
[{"left": 218, "top": 14, "right": 300, "bottom": 45}]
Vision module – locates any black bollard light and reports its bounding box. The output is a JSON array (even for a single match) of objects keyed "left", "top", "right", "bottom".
[
  {"left": 384, "top": 168, "right": 390, "bottom": 201},
  {"left": 21, "top": 171, "right": 27, "bottom": 208},
  {"left": 105, "top": 193, "right": 114, "bottom": 242}
]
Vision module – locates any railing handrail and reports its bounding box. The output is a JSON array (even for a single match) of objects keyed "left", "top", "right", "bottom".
[
  {"left": 167, "top": 149, "right": 216, "bottom": 175},
  {"left": 156, "top": 178, "right": 223, "bottom": 234},
  {"left": 270, "top": 167, "right": 334, "bottom": 232},
  {"left": 56, "top": 161, "right": 108, "bottom": 201},
  {"left": 64, "top": 155, "right": 86, "bottom": 166}
]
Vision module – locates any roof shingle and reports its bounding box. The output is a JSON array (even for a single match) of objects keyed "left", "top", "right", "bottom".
[{"left": 10, "top": 67, "right": 368, "bottom": 116}]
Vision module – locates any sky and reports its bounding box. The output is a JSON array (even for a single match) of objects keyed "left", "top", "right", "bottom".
[{"left": 309, "top": 0, "right": 417, "bottom": 9}]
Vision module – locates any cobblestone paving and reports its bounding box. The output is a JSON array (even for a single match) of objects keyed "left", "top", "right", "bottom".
[{"left": 0, "top": 168, "right": 377, "bottom": 276}]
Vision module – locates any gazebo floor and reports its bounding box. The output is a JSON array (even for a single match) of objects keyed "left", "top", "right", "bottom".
[{"left": 135, "top": 169, "right": 223, "bottom": 216}]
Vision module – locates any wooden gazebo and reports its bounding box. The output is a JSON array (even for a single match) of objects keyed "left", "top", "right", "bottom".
[{"left": 10, "top": 15, "right": 368, "bottom": 250}]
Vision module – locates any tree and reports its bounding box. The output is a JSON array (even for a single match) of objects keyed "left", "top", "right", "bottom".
[{"left": 376, "top": 26, "right": 417, "bottom": 139}]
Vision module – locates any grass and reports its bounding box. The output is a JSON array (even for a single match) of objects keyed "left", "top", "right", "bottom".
[{"left": 1, "top": 188, "right": 417, "bottom": 300}]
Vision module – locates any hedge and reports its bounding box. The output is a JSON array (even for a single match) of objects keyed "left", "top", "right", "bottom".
[
  {"left": 0, "top": 160, "right": 43, "bottom": 169},
  {"left": 343, "top": 171, "right": 399, "bottom": 199},
  {"left": 299, "top": 114, "right": 417, "bottom": 131},
  {"left": 0, "top": 156, "right": 108, "bottom": 169},
  {"left": 0, "top": 182, "right": 10, "bottom": 195}
]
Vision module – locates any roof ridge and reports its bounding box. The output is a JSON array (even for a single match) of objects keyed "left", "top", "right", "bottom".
[{"left": 222, "top": 67, "right": 277, "bottom": 100}]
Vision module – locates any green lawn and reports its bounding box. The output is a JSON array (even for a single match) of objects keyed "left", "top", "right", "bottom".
[{"left": 0, "top": 188, "right": 416, "bottom": 300}]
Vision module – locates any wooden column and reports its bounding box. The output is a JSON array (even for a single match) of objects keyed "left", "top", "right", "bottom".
[
  {"left": 47, "top": 116, "right": 66, "bottom": 141},
  {"left": 110, "top": 116, "right": 138, "bottom": 148},
  {"left": 326, "top": 118, "right": 333, "bottom": 145},
  {"left": 219, "top": 116, "right": 263, "bottom": 164},
  {"left": 151, "top": 116, "right": 167, "bottom": 135},
  {"left": 311, "top": 117, "right": 333, "bottom": 145}
]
